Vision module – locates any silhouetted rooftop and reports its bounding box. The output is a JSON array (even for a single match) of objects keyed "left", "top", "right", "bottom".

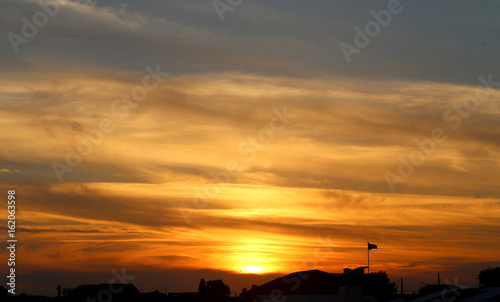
[
  {"left": 66, "top": 283, "right": 140, "bottom": 302},
  {"left": 248, "top": 269, "right": 341, "bottom": 296}
]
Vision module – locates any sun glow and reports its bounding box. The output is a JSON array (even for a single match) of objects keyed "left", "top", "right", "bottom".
[{"left": 243, "top": 266, "right": 264, "bottom": 274}]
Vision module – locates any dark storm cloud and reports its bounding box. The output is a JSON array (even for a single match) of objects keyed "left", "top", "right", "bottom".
[{"left": 1, "top": 0, "right": 499, "bottom": 84}]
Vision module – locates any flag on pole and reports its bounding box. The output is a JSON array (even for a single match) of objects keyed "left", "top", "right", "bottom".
[{"left": 368, "top": 242, "right": 377, "bottom": 250}]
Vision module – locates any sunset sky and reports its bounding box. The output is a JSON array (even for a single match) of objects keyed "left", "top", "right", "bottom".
[{"left": 1, "top": 0, "right": 500, "bottom": 296}]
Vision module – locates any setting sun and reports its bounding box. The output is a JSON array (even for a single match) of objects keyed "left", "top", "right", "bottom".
[{"left": 243, "top": 266, "right": 264, "bottom": 274}]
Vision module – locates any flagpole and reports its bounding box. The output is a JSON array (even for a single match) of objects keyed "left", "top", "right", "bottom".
[{"left": 367, "top": 243, "right": 370, "bottom": 274}]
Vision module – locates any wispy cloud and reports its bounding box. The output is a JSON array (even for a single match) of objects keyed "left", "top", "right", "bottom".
[{"left": 1, "top": 0, "right": 499, "bottom": 296}]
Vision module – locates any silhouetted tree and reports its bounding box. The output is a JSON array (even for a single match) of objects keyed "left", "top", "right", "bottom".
[
  {"left": 199, "top": 278, "right": 207, "bottom": 295},
  {"left": 364, "top": 271, "right": 397, "bottom": 302},
  {"left": 479, "top": 267, "right": 500, "bottom": 288},
  {"left": 240, "top": 286, "right": 250, "bottom": 299},
  {"left": 198, "top": 279, "right": 230, "bottom": 302}
]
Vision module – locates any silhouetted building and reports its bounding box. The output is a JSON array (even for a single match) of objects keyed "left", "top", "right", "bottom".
[
  {"left": 168, "top": 292, "right": 200, "bottom": 302},
  {"left": 462, "top": 287, "right": 500, "bottom": 302},
  {"left": 142, "top": 290, "right": 168, "bottom": 302},
  {"left": 242, "top": 267, "right": 372, "bottom": 302},
  {"left": 63, "top": 283, "right": 140, "bottom": 302},
  {"left": 62, "top": 288, "right": 74, "bottom": 297},
  {"left": 390, "top": 285, "right": 500, "bottom": 302},
  {"left": 340, "top": 267, "right": 366, "bottom": 302},
  {"left": 411, "top": 286, "right": 460, "bottom": 302}
]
